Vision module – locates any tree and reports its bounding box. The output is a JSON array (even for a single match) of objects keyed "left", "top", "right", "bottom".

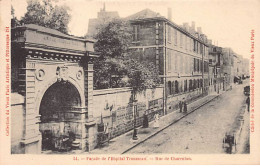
[
  {"left": 94, "top": 19, "right": 132, "bottom": 60},
  {"left": 11, "top": 5, "right": 21, "bottom": 27},
  {"left": 125, "top": 58, "right": 161, "bottom": 95},
  {"left": 94, "top": 58, "right": 128, "bottom": 89},
  {"left": 93, "top": 19, "right": 131, "bottom": 89},
  {"left": 93, "top": 18, "right": 160, "bottom": 92},
  {"left": 20, "top": 0, "right": 70, "bottom": 34}
]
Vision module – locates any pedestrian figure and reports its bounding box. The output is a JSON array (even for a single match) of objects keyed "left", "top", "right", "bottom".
[
  {"left": 153, "top": 112, "right": 160, "bottom": 128},
  {"left": 179, "top": 100, "right": 183, "bottom": 113},
  {"left": 246, "top": 96, "right": 250, "bottom": 112},
  {"left": 183, "top": 100, "right": 187, "bottom": 113},
  {"left": 143, "top": 111, "right": 149, "bottom": 128}
]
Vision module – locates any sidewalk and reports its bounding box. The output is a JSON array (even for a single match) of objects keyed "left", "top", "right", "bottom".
[{"left": 86, "top": 93, "right": 220, "bottom": 154}]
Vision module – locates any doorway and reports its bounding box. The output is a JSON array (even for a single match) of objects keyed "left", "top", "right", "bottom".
[{"left": 39, "top": 81, "right": 82, "bottom": 151}]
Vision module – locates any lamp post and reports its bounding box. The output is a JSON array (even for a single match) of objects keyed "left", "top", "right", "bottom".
[{"left": 132, "top": 99, "right": 138, "bottom": 140}]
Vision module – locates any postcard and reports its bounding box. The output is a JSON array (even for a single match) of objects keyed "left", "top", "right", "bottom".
[{"left": 0, "top": 0, "right": 259, "bottom": 165}]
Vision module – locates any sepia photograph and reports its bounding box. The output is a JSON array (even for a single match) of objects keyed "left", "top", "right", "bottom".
[{"left": 0, "top": 0, "right": 259, "bottom": 165}]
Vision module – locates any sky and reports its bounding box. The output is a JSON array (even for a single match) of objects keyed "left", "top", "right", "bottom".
[{"left": 11, "top": 0, "right": 260, "bottom": 59}]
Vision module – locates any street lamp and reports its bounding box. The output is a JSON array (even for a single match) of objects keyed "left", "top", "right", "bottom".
[{"left": 132, "top": 99, "right": 138, "bottom": 140}]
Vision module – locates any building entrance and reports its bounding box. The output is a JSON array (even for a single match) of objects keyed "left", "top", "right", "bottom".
[
  {"left": 11, "top": 24, "right": 98, "bottom": 153},
  {"left": 39, "top": 81, "right": 82, "bottom": 151}
]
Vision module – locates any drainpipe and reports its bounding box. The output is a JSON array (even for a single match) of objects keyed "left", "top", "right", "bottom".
[
  {"left": 202, "top": 45, "right": 204, "bottom": 95},
  {"left": 163, "top": 21, "right": 167, "bottom": 116}
]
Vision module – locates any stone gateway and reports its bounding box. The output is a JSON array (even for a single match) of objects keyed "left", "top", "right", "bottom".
[{"left": 11, "top": 24, "right": 99, "bottom": 154}]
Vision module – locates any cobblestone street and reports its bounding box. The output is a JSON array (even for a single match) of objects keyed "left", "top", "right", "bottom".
[{"left": 127, "top": 80, "right": 249, "bottom": 154}]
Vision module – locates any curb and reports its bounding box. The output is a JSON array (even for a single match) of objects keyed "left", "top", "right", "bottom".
[{"left": 121, "top": 94, "right": 220, "bottom": 154}]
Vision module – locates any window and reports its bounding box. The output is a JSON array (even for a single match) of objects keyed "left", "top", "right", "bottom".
[
  {"left": 178, "top": 55, "right": 181, "bottom": 72},
  {"left": 168, "top": 50, "right": 171, "bottom": 71},
  {"left": 196, "top": 42, "right": 199, "bottom": 53},
  {"left": 197, "top": 59, "right": 199, "bottom": 72},
  {"left": 185, "top": 36, "right": 188, "bottom": 50},
  {"left": 204, "top": 61, "right": 209, "bottom": 72},
  {"left": 198, "top": 59, "right": 200, "bottom": 72},
  {"left": 180, "top": 54, "right": 183, "bottom": 73},
  {"left": 202, "top": 45, "right": 204, "bottom": 56},
  {"left": 184, "top": 80, "right": 188, "bottom": 92},
  {"left": 172, "top": 81, "right": 175, "bottom": 95},
  {"left": 190, "top": 38, "right": 193, "bottom": 51},
  {"left": 191, "top": 57, "right": 193, "bottom": 73},
  {"left": 180, "top": 33, "right": 183, "bottom": 48},
  {"left": 189, "top": 79, "right": 192, "bottom": 91},
  {"left": 174, "top": 29, "right": 177, "bottom": 45},
  {"left": 200, "top": 60, "right": 203, "bottom": 72},
  {"left": 200, "top": 43, "right": 203, "bottom": 55},
  {"left": 193, "top": 40, "right": 196, "bottom": 52},
  {"left": 209, "top": 59, "right": 212, "bottom": 64},
  {"left": 193, "top": 79, "right": 196, "bottom": 90},
  {"left": 168, "top": 25, "right": 171, "bottom": 42},
  {"left": 175, "top": 80, "right": 179, "bottom": 94},
  {"left": 194, "top": 58, "right": 196, "bottom": 72},
  {"left": 185, "top": 55, "right": 188, "bottom": 74},
  {"left": 133, "top": 25, "right": 140, "bottom": 41},
  {"left": 168, "top": 81, "right": 172, "bottom": 95},
  {"left": 180, "top": 81, "right": 183, "bottom": 93},
  {"left": 174, "top": 53, "right": 178, "bottom": 72}
]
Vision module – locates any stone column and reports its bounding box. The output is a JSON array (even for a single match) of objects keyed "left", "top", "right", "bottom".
[
  {"left": 82, "top": 56, "right": 96, "bottom": 151},
  {"left": 20, "top": 58, "right": 41, "bottom": 154}
]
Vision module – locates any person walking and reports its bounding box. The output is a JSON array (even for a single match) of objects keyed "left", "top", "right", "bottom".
[
  {"left": 246, "top": 96, "right": 250, "bottom": 112},
  {"left": 153, "top": 112, "right": 160, "bottom": 128},
  {"left": 143, "top": 111, "right": 149, "bottom": 128},
  {"left": 183, "top": 100, "right": 188, "bottom": 113},
  {"left": 179, "top": 100, "right": 183, "bottom": 113}
]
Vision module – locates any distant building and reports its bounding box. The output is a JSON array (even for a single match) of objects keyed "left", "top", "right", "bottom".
[
  {"left": 242, "top": 58, "right": 250, "bottom": 78},
  {"left": 208, "top": 43, "right": 225, "bottom": 93},
  {"left": 222, "top": 48, "right": 234, "bottom": 86},
  {"left": 222, "top": 47, "right": 249, "bottom": 85},
  {"left": 87, "top": 4, "right": 119, "bottom": 37}
]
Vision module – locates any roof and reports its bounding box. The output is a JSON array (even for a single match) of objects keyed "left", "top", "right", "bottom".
[
  {"left": 14, "top": 24, "right": 95, "bottom": 42},
  {"left": 125, "top": 8, "right": 162, "bottom": 20}
]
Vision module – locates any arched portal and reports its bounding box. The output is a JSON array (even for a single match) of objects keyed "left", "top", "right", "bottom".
[{"left": 39, "top": 81, "right": 82, "bottom": 151}]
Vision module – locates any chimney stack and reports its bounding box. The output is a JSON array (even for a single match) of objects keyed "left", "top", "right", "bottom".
[
  {"left": 167, "top": 8, "right": 172, "bottom": 21},
  {"left": 183, "top": 22, "right": 189, "bottom": 31},
  {"left": 197, "top": 27, "right": 202, "bottom": 34},
  {"left": 208, "top": 39, "right": 212, "bottom": 45},
  {"left": 191, "top": 21, "right": 195, "bottom": 31}
]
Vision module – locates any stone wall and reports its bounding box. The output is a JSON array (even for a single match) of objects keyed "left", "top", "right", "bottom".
[
  {"left": 93, "top": 87, "right": 163, "bottom": 141},
  {"left": 11, "top": 93, "right": 25, "bottom": 154}
]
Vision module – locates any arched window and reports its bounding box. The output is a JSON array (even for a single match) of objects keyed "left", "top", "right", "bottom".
[
  {"left": 171, "top": 81, "right": 175, "bottom": 95},
  {"left": 175, "top": 80, "right": 179, "bottom": 94},
  {"left": 168, "top": 81, "right": 172, "bottom": 96},
  {"left": 184, "top": 80, "right": 187, "bottom": 92},
  {"left": 180, "top": 80, "right": 183, "bottom": 93}
]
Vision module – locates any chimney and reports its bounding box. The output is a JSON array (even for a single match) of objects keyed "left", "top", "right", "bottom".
[
  {"left": 189, "top": 26, "right": 193, "bottom": 34},
  {"left": 183, "top": 22, "right": 189, "bottom": 31},
  {"left": 208, "top": 39, "right": 212, "bottom": 45},
  {"left": 197, "top": 27, "right": 202, "bottom": 34},
  {"left": 191, "top": 21, "right": 195, "bottom": 31},
  {"left": 167, "top": 8, "right": 172, "bottom": 21}
]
